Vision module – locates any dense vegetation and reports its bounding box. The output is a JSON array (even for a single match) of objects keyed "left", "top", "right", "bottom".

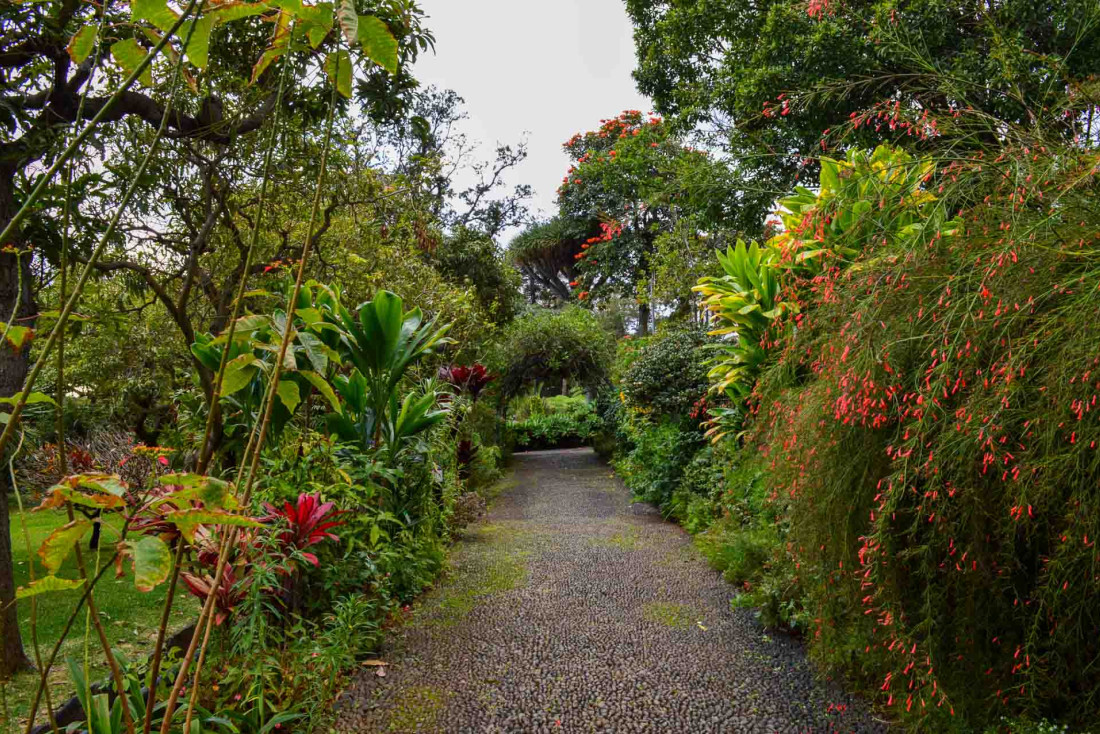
[{"left": 1, "top": 0, "right": 1097, "bottom": 732}]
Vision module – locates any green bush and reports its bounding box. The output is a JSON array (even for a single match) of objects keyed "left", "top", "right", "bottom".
[
  {"left": 509, "top": 393, "right": 601, "bottom": 450},
  {"left": 621, "top": 326, "right": 714, "bottom": 419}
]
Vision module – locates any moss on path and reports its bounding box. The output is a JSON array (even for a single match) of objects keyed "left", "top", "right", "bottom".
[{"left": 334, "top": 448, "right": 886, "bottom": 733}]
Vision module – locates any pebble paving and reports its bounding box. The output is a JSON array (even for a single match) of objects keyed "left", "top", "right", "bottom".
[{"left": 334, "top": 448, "right": 889, "bottom": 733}]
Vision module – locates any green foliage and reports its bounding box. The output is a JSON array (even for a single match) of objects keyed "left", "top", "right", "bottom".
[
  {"left": 509, "top": 394, "right": 601, "bottom": 451},
  {"left": 620, "top": 326, "right": 714, "bottom": 419},
  {"left": 429, "top": 228, "right": 521, "bottom": 324},
  {"left": 490, "top": 307, "right": 615, "bottom": 399}
]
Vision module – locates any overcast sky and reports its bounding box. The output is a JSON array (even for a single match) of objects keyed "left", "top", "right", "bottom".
[{"left": 411, "top": 0, "right": 651, "bottom": 240}]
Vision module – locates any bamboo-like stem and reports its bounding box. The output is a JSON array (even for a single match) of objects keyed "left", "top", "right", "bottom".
[
  {"left": 15, "top": 7, "right": 199, "bottom": 730},
  {"left": 21, "top": 550, "right": 120, "bottom": 731},
  {"left": 194, "top": 19, "right": 296, "bottom": 477},
  {"left": 140, "top": 19, "right": 296, "bottom": 731},
  {"left": 165, "top": 54, "right": 342, "bottom": 734},
  {"left": 11, "top": 430, "right": 60, "bottom": 734}
]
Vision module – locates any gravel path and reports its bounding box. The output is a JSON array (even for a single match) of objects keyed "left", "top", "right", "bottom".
[{"left": 334, "top": 448, "right": 888, "bottom": 733}]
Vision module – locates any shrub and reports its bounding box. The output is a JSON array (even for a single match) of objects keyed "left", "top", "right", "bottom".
[
  {"left": 620, "top": 326, "right": 714, "bottom": 419},
  {"left": 510, "top": 394, "right": 601, "bottom": 450}
]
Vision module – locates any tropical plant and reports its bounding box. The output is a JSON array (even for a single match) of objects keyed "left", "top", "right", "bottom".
[{"left": 325, "top": 290, "right": 452, "bottom": 458}]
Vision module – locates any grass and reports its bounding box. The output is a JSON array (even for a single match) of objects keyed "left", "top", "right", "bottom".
[
  {"left": 642, "top": 602, "right": 700, "bottom": 630},
  {"left": 387, "top": 685, "right": 447, "bottom": 732},
  {"left": 1, "top": 501, "right": 186, "bottom": 731}
]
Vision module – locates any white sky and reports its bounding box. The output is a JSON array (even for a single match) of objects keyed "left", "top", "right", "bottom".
[{"left": 411, "top": 0, "right": 651, "bottom": 240}]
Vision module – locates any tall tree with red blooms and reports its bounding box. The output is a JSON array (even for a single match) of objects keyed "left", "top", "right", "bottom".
[{"left": 556, "top": 111, "right": 734, "bottom": 334}]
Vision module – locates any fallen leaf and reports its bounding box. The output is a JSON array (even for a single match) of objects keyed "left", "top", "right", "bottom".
[
  {"left": 696, "top": 621, "right": 708, "bottom": 631},
  {"left": 376, "top": 667, "right": 386, "bottom": 677},
  {"left": 362, "top": 659, "right": 388, "bottom": 667}
]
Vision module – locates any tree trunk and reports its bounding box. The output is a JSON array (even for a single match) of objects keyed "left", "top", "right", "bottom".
[
  {"left": 0, "top": 167, "right": 33, "bottom": 677},
  {"left": 637, "top": 302, "right": 651, "bottom": 337}
]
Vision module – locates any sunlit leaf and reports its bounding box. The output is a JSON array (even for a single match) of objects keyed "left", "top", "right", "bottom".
[
  {"left": 357, "top": 15, "right": 397, "bottom": 73},
  {"left": 181, "top": 14, "right": 215, "bottom": 69},
  {"left": 36, "top": 485, "right": 126, "bottom": 512},
  {"left": 67, "top": 25, "right": 98, "bottom": 63},
  {"left": 131, "top": 0, "right": 178, "bottom": 33},
  {"left": 0, "top": 390, "right": 55, "bottom": 406},
  {"left": 323, "top": 49, "right": 352, "bottom": 98},
  {"left": 38, "top": 520, "right": 92, "bottom": 574},
  {"left": 130, "top": 536, "right": 173, "bottom": 591},
  {"left": 165, "top": 508, "right": 262, "bottom": 543},
  {"left": 277, "top": 379, "right": 300, "bottom": 413},
  {"left": 17, "top": 575, "right": 85, "bottom": 599},
  {"left": 110, "top": 38, "right": 153, "bottom": 87}
]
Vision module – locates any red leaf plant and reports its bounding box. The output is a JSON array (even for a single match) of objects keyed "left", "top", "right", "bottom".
[
  {"left": 262, "top": 493, "right": 346, "bottom": 568},
  {"left": 181, "top": 563, "right": 249, "bottom": 626},
  {"left": 438, "top": 363, "right": 495, "bottom": 400}
]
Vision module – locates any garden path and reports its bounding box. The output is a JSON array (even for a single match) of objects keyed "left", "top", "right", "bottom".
[{"left": 334, "top": 448, "right": 887, "bottom": 733}]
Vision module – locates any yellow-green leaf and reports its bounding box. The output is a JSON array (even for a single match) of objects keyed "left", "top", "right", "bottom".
[
  {"left": 131, "top": 0, "right": 178, "bottom": 33},
  {"left": 35, "top": 486, "right": 126, "bottom": 512},
  {"left": 165, "top": 508, "right": 262, "bottom": 543},
  {"left": 130, "top": 536, "right": 173, "bottom": 591},
  {"left": 38, "top": 520, "right": 92, "bottom": 574},
  {"left": 0, "top": 390, "right": 56, "bottom": 406},
  {"left": 111, "top": 38, "right": 153, "bottom": 87},
  {"left": 16, "top": 575, "right": 85, "bottom": 599},
  {"left": 323, "top": 49, "right": 351, "bottom": 98},
  {"left": 356, "top": 15, "right": 397, "bottom": 74},
  {"left": 299, "top": 370, "right": 340, "bottom": 412},
  {"left": 181, "top": 14, "right": 215, "bottom": 68},
  {"left": 220, "top": 354, "right": 260, "bottom": 397},
  {"left": 276, "top": 379, "right": 300, "bottom": 413},
  {"left": 159, "top": 475, "right": 236, "bottom": 510},
  {"left": 67, "top": 25, "right": 98, "bottom": 63}
]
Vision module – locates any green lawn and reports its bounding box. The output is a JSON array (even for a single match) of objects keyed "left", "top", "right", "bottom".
[{"left": 2, "top": 501, "right": 193, "bottom": 731}]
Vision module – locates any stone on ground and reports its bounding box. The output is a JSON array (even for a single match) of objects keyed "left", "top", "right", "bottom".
[{"left": 334, "top": 448, "right": 887, "bottom": 733}]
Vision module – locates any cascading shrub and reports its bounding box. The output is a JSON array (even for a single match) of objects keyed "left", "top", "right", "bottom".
[{"left": 710, "top": 138, "right": 1100, "bottom": 728}]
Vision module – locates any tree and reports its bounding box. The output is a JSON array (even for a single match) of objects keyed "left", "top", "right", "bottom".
[
  {"left": 626, "top": 0, "right": 1100, "bottom": 229},
  {"left": 556, "top": 110, "right": 733, "bottom": 334},
  {"left": 427, "top": 227, "right": 522, "bottom": 325},
  {"left": 507, "top": 217, "right": 594, "bottom": 305},
  {"left": 374, "top": 86, "right": 532, "bottom": 239},
  {"left": 0, "top": 0, "right": 431, "bottom": 678},
  {"left": 490, "top": 307, "right": 615, "bottom": 402}
]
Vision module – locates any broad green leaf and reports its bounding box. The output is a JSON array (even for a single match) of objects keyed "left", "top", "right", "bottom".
[
  {"left": 131, "top": 0, "right": 178, "bottom": 33},
  {"left": 220, "top": 354, "right": 261, "bottom": 397},
  {"left": 165, "top": 508, "right": 262, "bottom": 543},
  {"left": 67, "top": 25, "right": 98, "bottom": 63},
  {"left": 297, "top": 331, "right": 328, "bottom": 372},
  {"left": 299, "top": 370, "right": 340, "bottom": 412},
  {"left": 323, "top": 50, "right": 352, "bottom": 98},
  {"left": 337, "top": 0, "right": 358, "bottom": 46},
  {"left": 252, "top": 47, "right": 284, "bottom": 84},
  {"left": 0, "top": 390, "right": 56, "bottom": 406},
  {"left": 38, "top": 520, "right": 92, "bottom": 574},
  {"left": 130, "top": 536, "right": 173, "bottom": 591},
  {"left": 111, "top": 38, "right": 153, "bottom": 87},
  {"left": 159, "top": 475, "right": 236, "bottom": 510},
  {"left": 16, "top": 575, "right": 85, "bottom": 599},
  {"left": 277, "top": 379, "right": 301, "bottom": 413},
  {"left": 181, "top": 15, "right": 215, "bottom": 69},
  {"left": 357, "top": 15, "right": 397, "bottom": 73},
  {"left": 76, "top": 474, "right": 128, "bottom": 497}
]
